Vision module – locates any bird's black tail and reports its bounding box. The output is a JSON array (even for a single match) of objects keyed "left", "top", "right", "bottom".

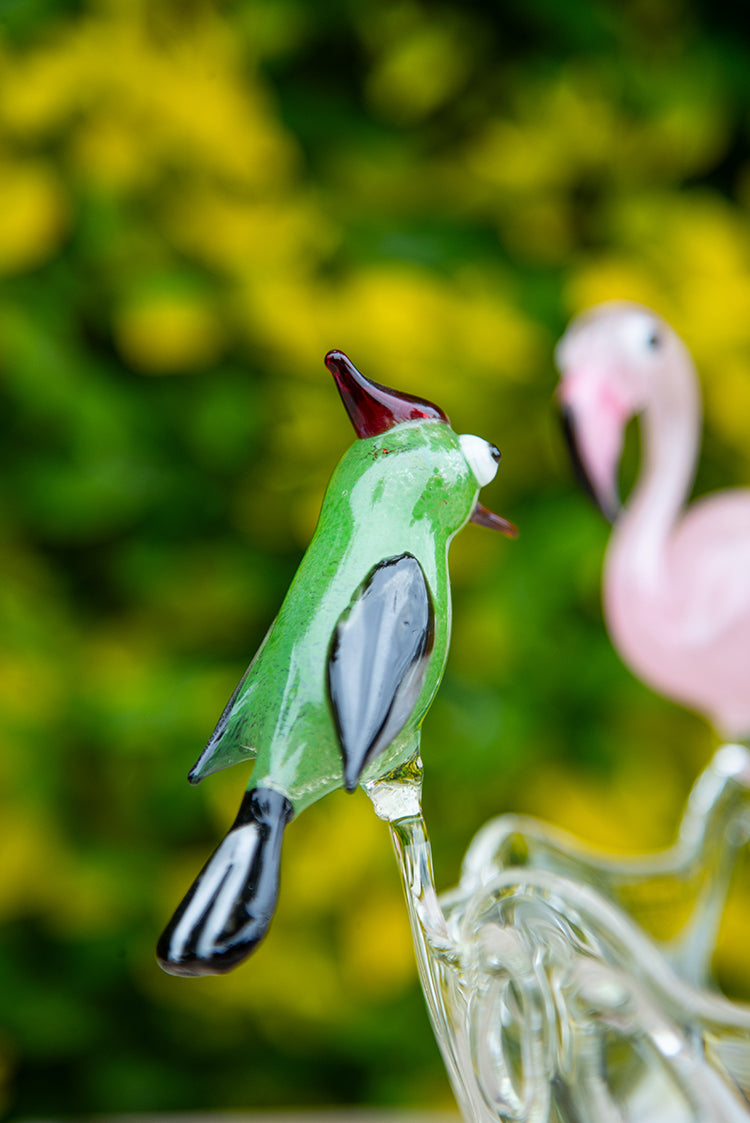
[{"left": 157, "top": 787, "right": 293, "bottom": 976}]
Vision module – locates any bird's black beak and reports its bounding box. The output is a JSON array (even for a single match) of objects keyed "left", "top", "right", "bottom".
[
  {"left": 559, "top": 404, "right": 620, "bottom": 523},
  {"left": 470, "top": 502, "right": 518, "bottom": 538}
]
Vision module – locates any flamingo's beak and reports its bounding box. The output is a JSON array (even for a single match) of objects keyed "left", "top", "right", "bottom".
[{"left": 556, "top": 375, "right": 624, "bottom": 523}]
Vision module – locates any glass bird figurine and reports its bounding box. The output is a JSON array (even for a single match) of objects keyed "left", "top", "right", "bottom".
[
  {"left": 556, "top": 301, "right": 750, "bottom": 743},
  {"left": 157, "top": 351, "right": 516, "bottom": 977}
]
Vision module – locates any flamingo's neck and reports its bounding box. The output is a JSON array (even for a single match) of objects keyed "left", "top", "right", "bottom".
[{"left": 611, "top": 366, "right": 701, "bottom": 592}]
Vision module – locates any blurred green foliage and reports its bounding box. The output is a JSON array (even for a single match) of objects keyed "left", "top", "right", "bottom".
[{"left": 1, "top": 0, "right": 749, "bottom": 1116}]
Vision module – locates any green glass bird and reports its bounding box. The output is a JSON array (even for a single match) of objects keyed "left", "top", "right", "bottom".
[{"left": 157, "top": 352, "right": 516, "bottom": 976}]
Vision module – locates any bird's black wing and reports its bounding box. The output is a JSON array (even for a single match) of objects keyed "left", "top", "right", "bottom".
[{"left": 328, "top": 553, "right": 434, "bottom": 791}]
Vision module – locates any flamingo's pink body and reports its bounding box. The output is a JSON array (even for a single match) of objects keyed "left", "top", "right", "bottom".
[{"left": 556, "top": 302, "right": 750, "bottom": 741}]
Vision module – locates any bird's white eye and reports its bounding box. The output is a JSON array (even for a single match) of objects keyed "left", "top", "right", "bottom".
[{"left": 459, "top": 434, "right": 500, "bottom": 487}]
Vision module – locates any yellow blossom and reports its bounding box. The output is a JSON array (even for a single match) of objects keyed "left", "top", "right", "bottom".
[
  {"left": 0, "top": 159, "right": 68, "bottom": 274},
  {"left": 114, "top": 290, "right": 225, "bottom": 373}
]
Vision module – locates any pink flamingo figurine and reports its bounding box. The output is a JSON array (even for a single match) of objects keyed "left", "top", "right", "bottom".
[{"left": 555, "top": 301, "right": 750, "bottom": 742}]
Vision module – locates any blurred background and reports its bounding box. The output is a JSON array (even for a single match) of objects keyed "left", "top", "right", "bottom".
[{"left": 1, "top": 0, "right": 749, "bottom": 1116}]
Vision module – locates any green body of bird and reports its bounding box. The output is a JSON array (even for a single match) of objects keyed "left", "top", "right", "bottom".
[{"left": 192, "top": 421, "right": 477, "bottom": 805}]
